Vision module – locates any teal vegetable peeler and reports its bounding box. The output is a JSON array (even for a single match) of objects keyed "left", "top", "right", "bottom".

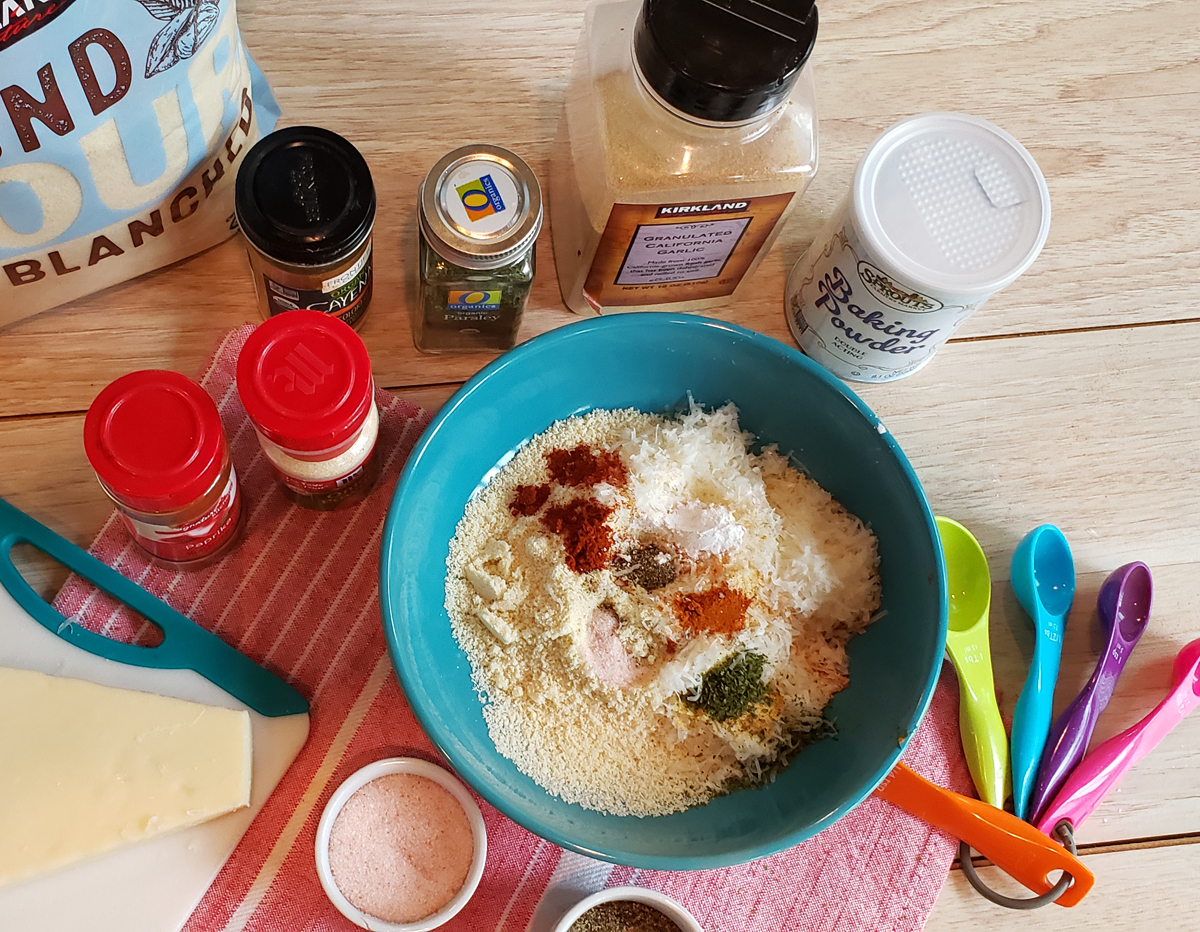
[{"left": 0, "top": 496, "right": 308, "bottom": 718}]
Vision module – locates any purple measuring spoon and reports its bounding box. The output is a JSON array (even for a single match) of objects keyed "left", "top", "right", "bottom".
[{"left": 1028, "top": 562, "right": 1152, "bottom": 823}]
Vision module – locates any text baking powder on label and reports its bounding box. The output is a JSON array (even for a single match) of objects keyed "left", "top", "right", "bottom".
[{"left": 786, "top": 112, "right": 1051, "bottom": 382}]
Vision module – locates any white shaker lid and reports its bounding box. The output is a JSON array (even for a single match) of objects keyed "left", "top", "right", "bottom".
[{"left": 852, "top": 112, "right": 1051, "bottom": 298}]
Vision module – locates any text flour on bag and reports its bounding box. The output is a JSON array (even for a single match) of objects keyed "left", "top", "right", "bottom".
[{"left": 0, "top": 0, "right": 281, "bottom": 323}]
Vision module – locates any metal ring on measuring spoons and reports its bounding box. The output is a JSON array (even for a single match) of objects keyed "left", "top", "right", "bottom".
[{"left": 959, "top": 821, "right": 1078, "bottom": 909}]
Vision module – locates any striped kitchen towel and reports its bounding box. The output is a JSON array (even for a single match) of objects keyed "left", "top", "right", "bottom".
[{"left": 54, "top": 324, "right": 973, "bottom": 932}]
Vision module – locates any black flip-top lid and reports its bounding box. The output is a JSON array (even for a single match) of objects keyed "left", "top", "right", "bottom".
[
  {"left": 634, "top": 0, "right": 818, "bottom": 123},
  {"left": 235, "top": 126, "right": 376, "bottom": 267}
]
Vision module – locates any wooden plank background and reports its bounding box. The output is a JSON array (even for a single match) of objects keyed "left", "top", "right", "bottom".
[{"left": 2, "top": 0, "right": 1198, "bottom": 926}]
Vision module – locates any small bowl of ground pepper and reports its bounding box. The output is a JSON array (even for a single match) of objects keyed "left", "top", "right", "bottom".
[{"left": 552, "top": 887, "right": 702, "bottom": 932}]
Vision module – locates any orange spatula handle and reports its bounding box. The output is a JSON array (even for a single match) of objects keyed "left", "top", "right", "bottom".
[{"left": 874, "top": 763, "right": 1094, "bottom": 907}]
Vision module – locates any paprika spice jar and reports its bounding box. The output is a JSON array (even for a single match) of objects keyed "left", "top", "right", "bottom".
[
  {"left": 83, "top": 371, "right": 243, "bottom": 564},
  {"left": 237, "top": 310, "right": 380, "bottom": 511}
]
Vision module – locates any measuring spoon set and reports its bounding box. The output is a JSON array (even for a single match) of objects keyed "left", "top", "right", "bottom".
[{"left": 919, "top": 517, "right": 1200, "bottom": 908}]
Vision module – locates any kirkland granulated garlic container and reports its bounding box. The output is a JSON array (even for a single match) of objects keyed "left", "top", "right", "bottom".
[
  {"left": 786, "top": 113, "right": 1050, "bottom": 382},
  {"left": 552, "top": 0, "right": 819, "bottom": 316}
]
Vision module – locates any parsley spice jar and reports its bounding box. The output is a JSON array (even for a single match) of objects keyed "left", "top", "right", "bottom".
[
  {"left": 237, "top": 311, "right": 380, "bottom": 511},
  {"left": 416, "top": 144, "right": 543, "bottom": 354},
  {"left": 84, "top": 371, "right": 243, "bottom": 564},
  {"left": 235, "top": 126, "right": 376, "bottom": 328}
]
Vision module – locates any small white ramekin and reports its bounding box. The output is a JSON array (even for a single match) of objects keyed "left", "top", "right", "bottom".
[
  {"left": 550, "top": 886, "right": 703, "bottom": 932},
  {"left": 314, "top": 757, "right": 487, "bottom": 932}
]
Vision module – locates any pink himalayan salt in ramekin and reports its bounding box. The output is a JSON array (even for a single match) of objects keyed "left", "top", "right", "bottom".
[{"left": 315, "top": 758, "right": 487, "bottom": 932}]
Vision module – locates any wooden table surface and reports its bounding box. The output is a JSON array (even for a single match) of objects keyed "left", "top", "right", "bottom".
[{"left": 3, "top": 0, "right": 1198, "bottom": 927}]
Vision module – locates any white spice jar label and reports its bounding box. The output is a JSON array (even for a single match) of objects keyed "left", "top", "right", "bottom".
[
  {"left": 584, "top": 194, "right": 793, "bottom": 309},
  {"left": 786, "top": 200, "right": 980, "bottom": 382}
]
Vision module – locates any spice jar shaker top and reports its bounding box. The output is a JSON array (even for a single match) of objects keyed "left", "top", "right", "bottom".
[
  {"left": 84, "top": 371, "right": 242, "bottom": 564},
  {"left": 237, "top": 311, "right": 380, "bottom": 511},
  {"left": 235, "top": 126, "right": 376, "bottom": 329},
  {"left": 786, "top": 112, "right": 1051, "bottom": 382},
  {"left": 416, "top": 144, "right": 543, "bottom": 355},
  {"left": 633, "top": 0, "right": 818, "bottom": 122},
  {"left": 550, "top": 0, "right": 819, "bottom": 316}
]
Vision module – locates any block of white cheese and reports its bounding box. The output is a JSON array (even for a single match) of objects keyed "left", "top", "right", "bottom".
[{"left": 0, "top": 666, "right": 252, "bottom": 888}]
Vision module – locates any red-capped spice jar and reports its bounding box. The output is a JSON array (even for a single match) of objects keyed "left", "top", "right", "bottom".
[
  {"left": 237, "top": 310, "right": 380, "bottom": 511},
  {"left": 84, "top": 371, "right": 243, "bottom": 564}
]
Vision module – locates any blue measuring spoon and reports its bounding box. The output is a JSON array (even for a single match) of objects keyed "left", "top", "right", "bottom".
[{"left": 1009, "top": 524, "right": 1075, "bottom": 821}]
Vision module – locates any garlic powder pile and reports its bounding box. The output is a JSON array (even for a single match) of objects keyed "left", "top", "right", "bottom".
[{"left": 445, "top": 403, "right": 880, "bottom": 816}]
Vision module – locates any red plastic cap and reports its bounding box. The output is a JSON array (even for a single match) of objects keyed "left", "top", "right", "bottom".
[
  {"left": 236, "top": 310, "right": 374, "bottom": 453},
  {"left": 84, "top": 370, "right": 228, "bottom": 513}
]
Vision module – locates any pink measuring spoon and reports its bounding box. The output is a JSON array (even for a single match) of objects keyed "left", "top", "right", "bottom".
[{"left": 1037, "top": 637, "right": 1200, "bottom": 836}]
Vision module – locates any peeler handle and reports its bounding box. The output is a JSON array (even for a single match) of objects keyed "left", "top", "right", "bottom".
[
  {"left": 875, "top": 762, "right": 1095, "bottom": 907},
  {"left": 0, "top": 496, "right": 308, "bottom": 717}
]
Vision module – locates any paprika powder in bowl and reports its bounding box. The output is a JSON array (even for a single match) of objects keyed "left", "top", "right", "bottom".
[{"left": 379, "top": 313, "right": 946, "bottom": 869}]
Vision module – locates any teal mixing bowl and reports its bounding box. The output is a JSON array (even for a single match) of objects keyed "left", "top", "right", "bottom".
[{"left": 380, "top": 314, "right": 946, "bottom": 869}]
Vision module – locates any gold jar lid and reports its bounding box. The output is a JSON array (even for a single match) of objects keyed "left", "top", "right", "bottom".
[{"left": 419, "top": 144, "right": 542, "bottom": 271}]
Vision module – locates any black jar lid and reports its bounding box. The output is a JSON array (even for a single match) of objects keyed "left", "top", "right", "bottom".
[
  {"left": 633, "top": 0, "right": 818, "bottom": 124},
  {"left": 235, "top": 126, "right": 376, "bottom": 267}
]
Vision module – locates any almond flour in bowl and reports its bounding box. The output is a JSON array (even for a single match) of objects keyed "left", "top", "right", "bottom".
[{"left": 445, "top": 402, "right": 881, "bottom": 817}]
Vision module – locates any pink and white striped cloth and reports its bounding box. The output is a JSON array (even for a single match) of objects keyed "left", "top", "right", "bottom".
[{"left": 54, "top": 325, "right": 972, "bottom": 932}]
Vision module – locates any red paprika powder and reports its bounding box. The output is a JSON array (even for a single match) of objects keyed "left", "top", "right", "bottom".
[
  {"left": 674, "top": 583, "right": 752, "bottom": 636},
  {"left": 509, "top": 484, "right": 551, "bottom": 517},
  {"left": 541, "top": 498, "right": 614, "bottom": 573},
  {"left": 546, "top": 444, "right": 627, "bottom": 488}
]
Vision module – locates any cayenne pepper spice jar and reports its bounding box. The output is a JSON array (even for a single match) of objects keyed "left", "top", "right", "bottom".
[
  {"left": 235, "top": 126, "right": 377, "bottom": 329},
  {"left": 84, "top": 371, "right": 243, "bottom": 564},
  {"left": 237, "top": 310, "right": 380, "bottom": 511}
]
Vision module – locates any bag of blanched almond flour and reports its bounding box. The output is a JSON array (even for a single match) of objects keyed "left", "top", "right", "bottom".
[{"left": 0, "top": 0, "right": 280, "bottom": 324}]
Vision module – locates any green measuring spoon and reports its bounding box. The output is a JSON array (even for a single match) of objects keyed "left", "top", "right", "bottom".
[{"left": 937, "top": 516, "right": 1010, "bottom": 808}]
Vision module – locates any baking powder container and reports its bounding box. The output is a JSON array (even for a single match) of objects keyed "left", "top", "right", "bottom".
[
  {"left": 786, "top": 113, "right": 1051, "bottom": 381},
  {"left": 84, "top": 371, "right": 242, "bottom": 564},
  {"left": 237, "top": 310, "right": 380, "bottom": 511},
  {"left": 235, "top": 126, "right": 376, "bottom": 329},
  {"left": 314, "top": 757, "right": 487, "bottom": 932}
]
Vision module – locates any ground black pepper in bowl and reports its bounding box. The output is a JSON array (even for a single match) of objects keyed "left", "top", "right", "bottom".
[
  {"left": 613, "top": 543, "right": 678, "bottom": 591},
  {"left": 568, "top": 899, "right": 682, "bottom": 932}
]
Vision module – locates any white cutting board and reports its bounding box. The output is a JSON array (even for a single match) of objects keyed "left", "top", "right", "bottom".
[{"left": 0, "top": 582, "right": 310, "bottom": 932}]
